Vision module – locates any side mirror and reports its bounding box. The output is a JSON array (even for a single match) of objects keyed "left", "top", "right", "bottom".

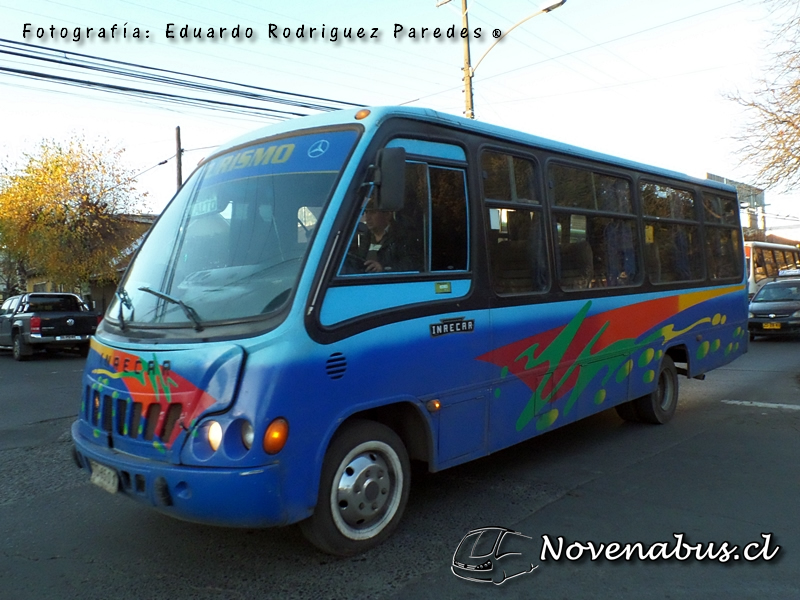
[{"left": 374, "top": 147, "right": 406, "bottom": 212}]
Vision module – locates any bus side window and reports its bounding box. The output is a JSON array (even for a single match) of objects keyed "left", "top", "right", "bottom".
[
  {"left": 430, "top": 166, "right": 468, "bottom": 272},
  {"left": 703, "top": 193, "right": 742, "bottom": 281},
  {"left": 754, "top": 249, "right": 767, "bottom": 282},
  {"left": 550, "top": 164, "right": 639, "bottom": 290},
  {"left": 481, "top": 150, "right": 548, "bottom": 294},
  {"left": 763, "top": 250, "right": 777, "bottom": 278},
  {"left": 706, "top": 228, "right": 742, "bottom": 280},
  {"left": 641, "top": 182, "right": 702, "bottom": 284},
  {"left": 338, "top": 158, "right": 468, "bottom": 276},
  {"left": 487, "top": 208, "right": 548, "bottom": 294}
]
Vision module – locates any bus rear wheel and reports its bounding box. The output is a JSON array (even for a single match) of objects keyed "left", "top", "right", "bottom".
[
  {"left": 299, "top": 419, "right": 410, "bottom": 556},
  {"left": 633, "top": 355, "right": 678, "bottom": 424}
]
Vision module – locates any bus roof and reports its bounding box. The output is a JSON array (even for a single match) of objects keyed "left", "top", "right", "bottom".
[{"left": 212, "top": 106, "right": 737, "bottom": 194}]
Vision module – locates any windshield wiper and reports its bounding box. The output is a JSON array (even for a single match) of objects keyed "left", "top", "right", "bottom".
[
  {"left": 138, "top": 286, "right": 204, "bottom": 332},
  {"left": 115, "top": 287, "right": 134, "bottom": 330}
]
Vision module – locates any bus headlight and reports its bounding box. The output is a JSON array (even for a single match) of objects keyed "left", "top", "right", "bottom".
[
  {"left": 242, "top": 421, "right": 255, "bottom": 450},
  {"left": 207, "top": 421, "right": 223, "bottom": 452},
  {"left": 792, "top": 310, "right": 800, "bottom": 318},
  {"left": 748, "top": 312, "right": 754, "bottom": 318}
]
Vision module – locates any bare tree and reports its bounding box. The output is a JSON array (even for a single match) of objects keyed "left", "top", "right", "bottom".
[{"left": 730, "top": 0, "right": 800, "bottom": 191}]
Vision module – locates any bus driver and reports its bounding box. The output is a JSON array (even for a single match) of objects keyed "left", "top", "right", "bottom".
[{"left": 347, "top": 201, "right": 419, "bottom": 274}]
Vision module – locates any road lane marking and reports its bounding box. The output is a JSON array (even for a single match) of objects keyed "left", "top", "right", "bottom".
[{"left": 722, "top": 400, "right": 800, "bottom": 411}]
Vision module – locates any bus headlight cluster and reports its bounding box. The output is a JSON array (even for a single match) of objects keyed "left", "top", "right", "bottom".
[
  {"left": 191, "top": 417, "right": 288, "bottom": 461},
  {"left": 196, "top": 418, "right": 257, "bottom": 460}
]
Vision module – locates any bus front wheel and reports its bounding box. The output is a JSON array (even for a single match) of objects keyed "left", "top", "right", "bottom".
[
  {"left": 299, "top": 419, "right": 410, "bottom": 556},
  {"left": 633, "top": 355, "right": 679, "bottom": 424}
]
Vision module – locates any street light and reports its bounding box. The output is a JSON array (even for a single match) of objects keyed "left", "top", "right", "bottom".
[{"left": 438, "top": 0, "right": 566, "bottom": 119}]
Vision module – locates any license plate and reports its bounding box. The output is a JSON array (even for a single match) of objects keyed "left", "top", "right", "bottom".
[
  {"left": 763, "top": 322, "right": 781, "bottom": 330},
  {"left": 57, "top": 335, "right": 79, "bottom": 340},
  {"left": 89, "top": 460, "right": 119, "bottom": 494}
]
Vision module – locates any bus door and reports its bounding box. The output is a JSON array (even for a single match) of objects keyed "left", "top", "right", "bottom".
[
  {"left": 473, "top": 150, "right": 564, "bottom": 451},
  {"left": 320, "top": 138, "right": 492, "bottom": 468}
]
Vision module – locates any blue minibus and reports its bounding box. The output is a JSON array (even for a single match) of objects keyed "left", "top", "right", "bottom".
[{"left": 71, "top": 106, "right": 748, "bottom": 555}]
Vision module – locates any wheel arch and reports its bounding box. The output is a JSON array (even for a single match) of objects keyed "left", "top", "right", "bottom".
[
  {"left": 664, "top": 344, "right": 690, "bottom": 377},
  {"left": 301, "top": 400, "right": 434, "bottom": 518},
  {"left": 299, "top": 409, "right": 417, "bottom": 555},
  {"left": 341, "top": 401, "right": 433, "bottom": 468}
]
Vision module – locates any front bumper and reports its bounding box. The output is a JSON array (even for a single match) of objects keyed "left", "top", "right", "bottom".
[
  {"left": 71, "top": 421, "right": 288, "bottom": 528},
  {"left": 29, "top": 333, "right": 91, "bottom": 346}
]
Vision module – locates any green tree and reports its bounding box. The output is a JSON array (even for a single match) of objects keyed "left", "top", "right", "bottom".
[
  {"left": 730, "top": 0, "right": 800, "bottom": 191},
  {"left": 0, "top": 137, "right": 148, "bottom": 288}
]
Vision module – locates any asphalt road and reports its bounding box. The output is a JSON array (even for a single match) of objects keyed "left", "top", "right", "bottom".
[{"left": 0, "top": 339, "right": 798, "bottom": 599}]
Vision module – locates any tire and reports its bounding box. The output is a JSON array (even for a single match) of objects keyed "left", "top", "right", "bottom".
[
  {"left": 299, "top": 419, "right": 410, "bottom": 556},
  {"left": 12, "top": 335, "right": 31, "bottom": 362},
  {"left": 632, "top": 355, "right": 678, "bottom": 424},
  {"left": 615, "top": 400, "right": 641, "bottom": 422}
]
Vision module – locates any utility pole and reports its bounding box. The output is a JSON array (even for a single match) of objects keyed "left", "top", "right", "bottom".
[
  {"left": 175, "top": 126, "right": 183, "bottom": 189},
  {"left": 437, "top": 0, "right": 567, "bottom": 120},
  {"left": 461, "top": 0, "right": 474, "bottom": 120}
]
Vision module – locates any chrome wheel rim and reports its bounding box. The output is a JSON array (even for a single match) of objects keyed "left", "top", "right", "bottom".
[{"left": 330, "top": 440, "right": 403, "bottom": 541}]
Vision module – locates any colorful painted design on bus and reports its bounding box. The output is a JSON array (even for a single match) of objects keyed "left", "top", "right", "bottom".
[
  {"left": 479, "top": 287, "right": 746, "bottom": 433},
  {"left": 82, "top": 338, "right": 230, "bottom": 451}
]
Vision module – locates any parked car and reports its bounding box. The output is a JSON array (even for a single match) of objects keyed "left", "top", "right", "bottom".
[
  {"left": 0, "top": 293, "right": 99, "bottom": 360},
  {"left": 748, "top": 279, "right": 800, "bottom": 340}
]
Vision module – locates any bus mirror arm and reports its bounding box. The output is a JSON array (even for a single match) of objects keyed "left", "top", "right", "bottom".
[{"left": 374, "top": 147, "right": 406, "bottom": 212}]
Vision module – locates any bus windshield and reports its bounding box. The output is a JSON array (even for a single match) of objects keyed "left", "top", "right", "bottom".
[{"left": 110, "top": 128, "right": 359, "bottom": 328}]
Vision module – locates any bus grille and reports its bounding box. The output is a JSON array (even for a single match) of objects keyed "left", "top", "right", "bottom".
[{"left": 86, "top": 385, "right": 183, "bottom": 442}]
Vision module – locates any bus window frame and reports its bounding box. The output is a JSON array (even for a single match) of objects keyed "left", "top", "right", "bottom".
[
  {"left": 478, "top": 145, "right": 552, "bottom": 298},
  {"left": 546, "top": 159, "right": 643, "bottom": 292},
  {"left": 639, "top": 178, "right": 705, "bottom": 286}
]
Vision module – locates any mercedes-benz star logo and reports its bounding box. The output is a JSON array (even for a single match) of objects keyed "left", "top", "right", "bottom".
[
  {"left": 308, "top": 140, "right": 330, "bottom": 158},
  {"left": 67, "top": 318, "right": 75, "bottom": 326}
]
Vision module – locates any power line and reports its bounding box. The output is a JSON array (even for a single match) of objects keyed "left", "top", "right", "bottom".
[
  {"left": 0, "top": 37, "right": 364, "bottom": 117},
  {"left": 403, "top": 0, "right": 747, "bottom": 106},
  {"left": 480, "top": 0, "right": 747, "bottom": 85},
  {"left": 0, "top": 37, "right": 362, "bottom": 108},
  {"left": 0, "top": 65, "right": 309, "bottom": 119}
]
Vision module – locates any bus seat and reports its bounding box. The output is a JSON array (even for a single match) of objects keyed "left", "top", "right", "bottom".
[
  {"left": 559, "top": 241, "right": 593, "bottom": 290},
  {"left": 492, "top": 240, "right": 535, "bottom": 294}
]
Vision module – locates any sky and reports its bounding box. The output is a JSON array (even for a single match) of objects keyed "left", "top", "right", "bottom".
[{"left": 1, "top": 0, "right": 799, "bottom": 237}]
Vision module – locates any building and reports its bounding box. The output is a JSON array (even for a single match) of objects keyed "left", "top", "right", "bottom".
[{"left": 706, "top": 173, "right": 766, "bottom": 241}]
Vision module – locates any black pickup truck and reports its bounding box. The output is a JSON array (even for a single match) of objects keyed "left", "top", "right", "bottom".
[{"left": 0, "top": 292, "right": 99, "bottom": 361}]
